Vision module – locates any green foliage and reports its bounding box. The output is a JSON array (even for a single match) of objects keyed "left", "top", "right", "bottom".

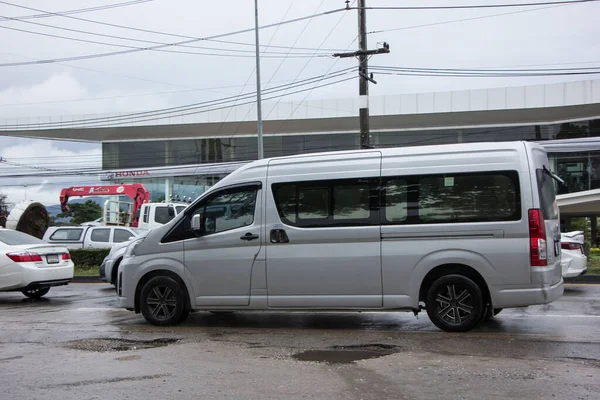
[
  {"left": 569, "top": 217, "right": 591, "bottom": 251},
  {"left": 590, "top": 247, "right": 600, "bottom": 257},
  {"left": 58, "top": 200, "right": 102, "bottom": 225},
  {"left": 70, "top": 248, "right": 110, "bottom": 268}
]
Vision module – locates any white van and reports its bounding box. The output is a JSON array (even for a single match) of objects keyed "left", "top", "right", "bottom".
[{"left": 117, "top": 142, "right": 564, "bottom": 332}]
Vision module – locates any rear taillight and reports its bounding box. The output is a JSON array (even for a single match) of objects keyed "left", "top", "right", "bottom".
[
  {"left": 6, "top": 252, "right": 43, "bottom": 263},
  {"left": 561, "top": 242, "right": 581, "bottom": 251},
  {"left": 62, "top": 253, "right": 71, "bottom": 260},
  {"left": 528, "top": 209, "right": 547, "bottom": 267}
]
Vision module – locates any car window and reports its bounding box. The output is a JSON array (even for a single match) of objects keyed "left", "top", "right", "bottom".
[
  {"left": 417, "top": 172, "right": 519, "bottom": 223},
  {"left": 154, "top": 206, "right": 175, "bottom": 224},
  {"left": 176, "top": 205, "right": 187, "bottom": 214},
  {"left": 193, "top": 187, "right": 258, "bottom": 235},
  {"left": 113, "top": 229, "right": 134, "bottom": 243},
  {"left": 50, "top": 228, "right": 83, "bottom": 241},
  {"left": 0, "top": 230, "right": 46, "bottom": 245},
  {"left": 143, "top": 206, "right": 150, "bottom": 223},
  {"left": 537, "top": 169, "right": 558, "bottom": 220},
  {"left": 90, "top": 229, "right": 110, "bottom": 243}
]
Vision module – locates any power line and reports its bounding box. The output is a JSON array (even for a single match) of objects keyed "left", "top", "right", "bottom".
[
  {"left": 0, "top": 1, "right": 346, "bottom": 61},
  {"left": 0, "top": 70, "right": 357, "bottom": 129},
  {"left": 0, "top": 6, "right": 334, "bottom": 57},
  {"left": 0, "top": 23, "right": 332, "bottom": 59},
  {"left": 0, "top": 79, "right": 293, "bottom": 107},
  {"left": 0, "top": 0, "right": 349, "bottom": 53},
  {"left": 367, "top": 2, "right": 582, "bottom": 35},
  {"left": 0, "top": 0, "right": 152, "bottom": 21},
  {"left": 352, "top": 0, "right": 600, "bottom": 10}
]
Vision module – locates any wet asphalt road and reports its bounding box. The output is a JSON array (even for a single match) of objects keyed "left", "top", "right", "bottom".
[{"left": 0, "top": 283, "right": 599, "bottom": 400}]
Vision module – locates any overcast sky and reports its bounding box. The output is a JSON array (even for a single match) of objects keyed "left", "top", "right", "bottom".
[{"left": 0, "top": 0, "right": 599, "bottom": 206}]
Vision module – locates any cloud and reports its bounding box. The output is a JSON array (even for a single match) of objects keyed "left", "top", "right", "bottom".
[
  {"left": 0, "top": 138, "right": 101, "bottom": 207},
  {"left": 0, "top": 72, "right": 172, "bottom": 121}
]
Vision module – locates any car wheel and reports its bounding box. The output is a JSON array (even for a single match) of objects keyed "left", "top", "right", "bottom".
[
  {"left": 140, "top": 276, "right": 187, "bottom": 326},
  {"left": 426, "top": 274, "right": 484, "bottom": 332},
  {"left": 111, "top": 258, "right": 122, "bottom": 287},
  {"left": 21, "top": 287, "right": 50, "bottom": 299}
]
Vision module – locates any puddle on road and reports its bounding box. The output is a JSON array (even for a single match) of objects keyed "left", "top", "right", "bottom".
[
  {"left": 64, "top": 338, "right": 179, "bottom": 352},
  {"left": 293, "top": 343, "right": 401, "bottom": 364}
]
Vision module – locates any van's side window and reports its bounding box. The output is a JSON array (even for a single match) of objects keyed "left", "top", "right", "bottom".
[
  {"left": 198, "top": 187, "right": 258, "bottom": 234},
  {"left": 382, "top": 171, "right": 520, "bottom": 225},
  {"left": 382, "top": 179, "right": 408, "bottom": 222},
  {"left": 273, "top": 178, "right": 379, "bottom": 227},
  {"left": 298, "top": 187, "right": 329, "bottom": 220},
  {"left": 418, "top": 173, "right": 519, "bottom": 223}
]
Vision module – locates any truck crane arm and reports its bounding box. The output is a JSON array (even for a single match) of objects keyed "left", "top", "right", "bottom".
[{"left": 59, "top": 184, "right": 150, "bottom": 227}]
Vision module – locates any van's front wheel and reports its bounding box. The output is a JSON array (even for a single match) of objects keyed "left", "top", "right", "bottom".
[
  {"left": 140, "top": 276, "right": 188, "bottom": 326},
  {"left": 426, "top": 274, "right": 484, "bottom": 332}
]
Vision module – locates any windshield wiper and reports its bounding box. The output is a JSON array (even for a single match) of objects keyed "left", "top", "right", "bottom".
[{"left": 544, "top": 165, "right": 565, "bottom": 185}]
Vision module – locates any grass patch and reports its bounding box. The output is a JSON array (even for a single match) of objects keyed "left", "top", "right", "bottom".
[
  {"left": 75, "top": 266, "right": 99, "bottom": 277},
  {"left": 586, "top": 256, "right": 600, "bottom": 275}
]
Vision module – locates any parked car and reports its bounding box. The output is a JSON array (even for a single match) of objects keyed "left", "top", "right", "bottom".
[
  {"left": 43, "top": 226, "right": 142, "bottom": 250},
  {"left": 561, "top": 231, "right": 587, "bottom": 278},
  {"left": 116, "top": 141, "right": 564, "bottom": 332},
  {"left": 101, "top": 230, "right": 149, "bottom": 286},
  {"left": 0, "top": 228, "right": 74, "bottom": 298}
]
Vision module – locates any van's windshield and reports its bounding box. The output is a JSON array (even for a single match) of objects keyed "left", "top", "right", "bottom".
[{"left": 536, "top": 169, "right": 558, "bottom": 220}]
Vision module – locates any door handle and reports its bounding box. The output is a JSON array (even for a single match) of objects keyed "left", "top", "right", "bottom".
[{"left": 240, "top": 233, "right": 259, "bottom": 241}]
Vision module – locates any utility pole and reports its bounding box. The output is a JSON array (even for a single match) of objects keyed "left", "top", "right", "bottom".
[
  {"left": 357, "top": 0, "right": 369, "bottom": 150},
  {"left": 334, "top": 0, "right": 390, "bottom": 149},
  {"left": 254, "top": 0, "right": 264, "bottom": 159}
]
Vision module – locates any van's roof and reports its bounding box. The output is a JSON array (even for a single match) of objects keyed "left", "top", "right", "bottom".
[
  {"left": 240, "top": 140, "right": 538, "bottom": 168},
  {"left": 212, "top": 140, "right": 539, "bottom": 191}
]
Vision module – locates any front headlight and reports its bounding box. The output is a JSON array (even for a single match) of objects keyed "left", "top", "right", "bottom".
[{"left": 124, "top": 237, "right": 144, "bottom": 258}]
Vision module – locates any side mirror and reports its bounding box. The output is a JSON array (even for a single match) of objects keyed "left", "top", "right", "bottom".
[
  {"left": 191, "top": 214, "right": 201, "bottom": 232},
  {"left": 128, "top": 236, "right": 135, "bottom": 241}
]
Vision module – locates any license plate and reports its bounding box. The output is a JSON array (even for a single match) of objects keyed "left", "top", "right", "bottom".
[{"left": 46, "top": 254, "right": 59, "bottom": 264}]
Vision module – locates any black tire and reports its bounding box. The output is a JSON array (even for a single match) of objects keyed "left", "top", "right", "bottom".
[
  {"left": 140, "top": 276, "right": 187, "bottom": 326},
  {"left": 110, "top": 258, "right": 121, "bottom": 286},
  {"left": 21, "top": 287, "right": 50, "bottom": 299},
  {"left": 483, "top": 307, "right": 503, "bottom": 321},
  {"left": 426, "top": 274, "right": 484, "bottom": 332}
]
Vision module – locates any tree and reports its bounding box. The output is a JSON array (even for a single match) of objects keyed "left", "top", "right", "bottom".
[
  {"left": 58, "top": 200, "right": 102, "bottom": 225},
  {"left": 0, "top": 193, "right": 9, "bottom": 228}
]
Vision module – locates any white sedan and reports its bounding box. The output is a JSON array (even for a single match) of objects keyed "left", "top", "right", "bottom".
[
  {"left": 561, "top": 231, "right": 587, "bottom": 278},
  {"left": 0, "top": 229, "right": 74, "bottom": 298}
]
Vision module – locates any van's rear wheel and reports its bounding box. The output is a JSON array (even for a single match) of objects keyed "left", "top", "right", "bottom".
[
  {"left": 483, "top": 307, "right": 503, "bottom": 321},
  {"left": 426, "top": 274, "right": 484, "bottom": 332},
  {"left": 140, "top": 276, "right": 188, "bottom": 326}
]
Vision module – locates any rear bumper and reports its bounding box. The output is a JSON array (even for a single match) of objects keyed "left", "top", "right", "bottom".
[
  {"left": 561, "top": 256, "right": 588, "bottom": 278},
  {"left": 19, "top": 279, "right": 72, "bottom": 291},
  {"left": 493, "top": 278, "right": 564, "bottom": 308}
]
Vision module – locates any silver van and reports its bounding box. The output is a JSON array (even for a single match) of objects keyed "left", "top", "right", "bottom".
[{"left": 117, "top": 141, "right": 564, "bottom": 332}]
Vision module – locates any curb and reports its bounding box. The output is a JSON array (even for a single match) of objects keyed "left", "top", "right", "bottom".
[
  {"left": 72, "top": 276, "right": 103, "bottom": 283},
  {"left": 565, "top": 274, "right": 600, "bottom": 284}
]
